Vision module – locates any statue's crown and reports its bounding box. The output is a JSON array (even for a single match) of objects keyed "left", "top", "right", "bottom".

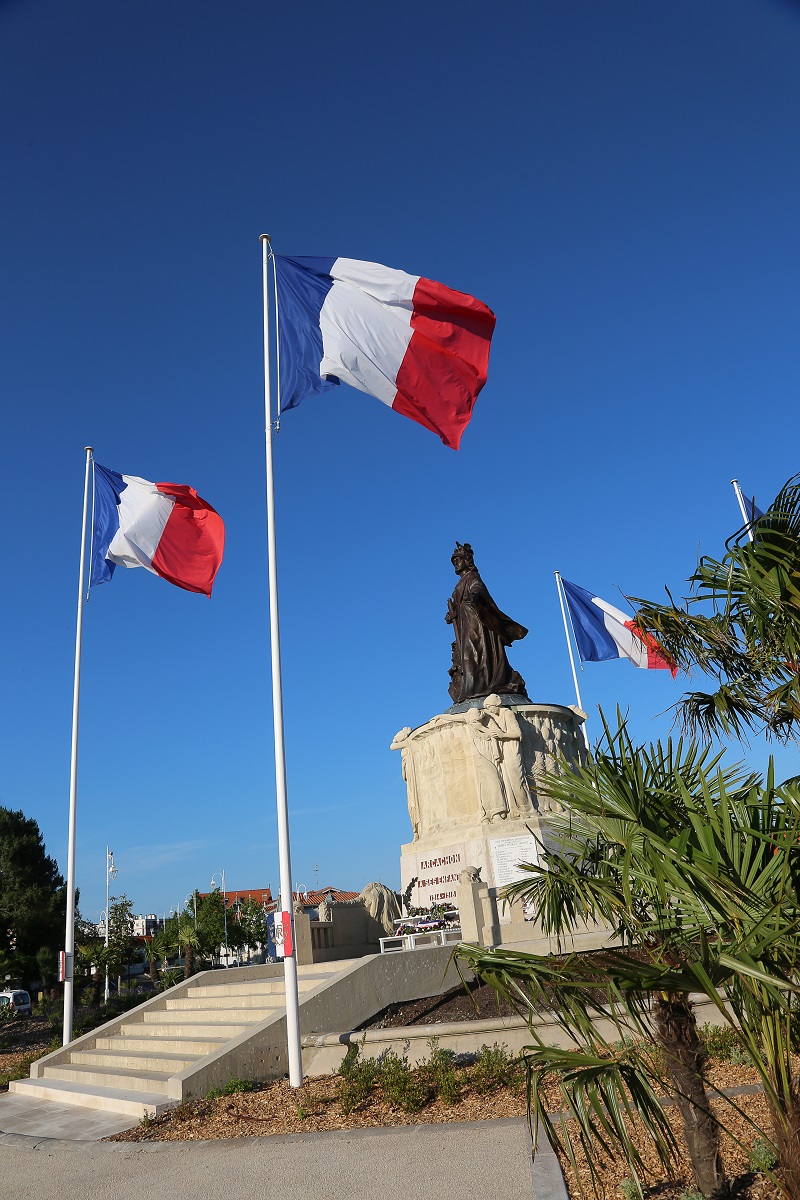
[{"left": 452, "top": 541, "right": 474, "bottom": 565}]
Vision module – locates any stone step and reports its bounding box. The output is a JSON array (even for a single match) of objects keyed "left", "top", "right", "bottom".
[
  {"left": 43, "top": 1064, "right": 172, "bottom": 1095},
  {"left": 186, "top": 979, "right": 325, "bottom": 999},
  {"left": 71, "top": 1049, "right": 199, "bottom": 1073},
  {"left": 9, "top": 1075, "right": 174, "bottom": 1118},
  {"left": 165, "top": 994, "right": 286, "bottom": 1010},
  {"left": 140, "top": 1008, "right": 277, "bottom": 1025},
  {"left": 120, "top": 1018, "right": 254, "bottom": 1039},
  {"left": 95, "top": 1034, "right": 227, "bottom": 1056}
]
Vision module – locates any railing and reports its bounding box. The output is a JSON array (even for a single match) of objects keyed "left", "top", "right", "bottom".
[{"left": 379, "top": 911, "right": 461, "bottom": 954}]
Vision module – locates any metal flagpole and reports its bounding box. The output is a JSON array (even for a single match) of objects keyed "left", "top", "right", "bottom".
[
  {"left": 259, "top": 234, "right": 303, "bottom": 1087},
  {"left": 554, "top": 571, "right": 589, "bottom": 750},
  {"left": 731, "top": 478, "right": 755, "bottom": 543},
  {"left": 63, "top": 445, "right": 93, "bottom": 1044}
]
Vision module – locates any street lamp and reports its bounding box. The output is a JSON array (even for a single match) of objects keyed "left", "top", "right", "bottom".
[
  {"left": 210, "top": 870, "right": 229, "bottom": 967},
  {"left": 104, "top": 848, "right": 118, "bottom": 1004}
]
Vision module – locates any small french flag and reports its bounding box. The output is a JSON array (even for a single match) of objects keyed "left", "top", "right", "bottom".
[
  {"left": 561, "top": 578, "right": 677, "bottom": 677},
  {"left": 90, "top": 463, "right": 225, "bottom": 597},
  {"left": 273, "top": 256, "right": 496, "bottom": 451}
]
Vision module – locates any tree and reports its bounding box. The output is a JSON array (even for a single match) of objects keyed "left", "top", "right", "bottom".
[
  {"left": 235, "top": 897, "right": 267, "bottom": 962},
  {"left": 196, "top": 889, "right": 229, "bottom": 964},
  {"left": 457, "top": 720, "right": 800, "bottom": 1199},
  {"left": 634, "top": 474, "right": 800, "bottom": 743},
  {"left": 0, "top": 807, "right": 66, "bottom": 986},
  {"left": 106, "top": 894, "right": 135, "bottom": 993},
  {"left": 172, "top": 919, "right": 200, "bottom": 979}
]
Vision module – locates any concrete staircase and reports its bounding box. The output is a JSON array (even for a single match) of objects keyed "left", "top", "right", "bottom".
[{"left": 10, "top": 962, "right": 350, "bottom": 1120}]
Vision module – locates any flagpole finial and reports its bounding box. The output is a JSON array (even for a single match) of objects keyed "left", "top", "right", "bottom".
[
  {"left": 730, "top": 478, "right": 738, "bottom": 485},
  {"left": 84, "top": 446, "right": 93, "bottom": 454},
  {"left": 259, "top": 233, "right": 271, "bottom": 244}
]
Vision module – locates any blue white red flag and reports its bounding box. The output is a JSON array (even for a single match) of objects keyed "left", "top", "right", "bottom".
[
  {"left": 561, "top": 578, "right": 677, "bottom": 676},
  {"left": 273, "top": 256, "right": 496, "bottom": 450},
  {"left": 741, "top": 487, "right": 763, "bottom": 528},
  {"left": 91, "top": 464, "right": 225, "bottom": 597}
]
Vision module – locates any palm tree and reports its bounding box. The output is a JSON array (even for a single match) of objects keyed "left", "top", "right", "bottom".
[
  {"left": 457, "top": 719, "right": 800, "bottom": 1198},
  {"left": 173, "top": 919, "right": 200, "bottom": 980},
  {"left": 633, "top": 473, "right": 800, "bottom": 743}
]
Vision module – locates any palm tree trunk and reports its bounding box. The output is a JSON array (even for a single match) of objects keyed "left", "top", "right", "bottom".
[
  {"left": 769, "top": 1089, "right": 800, "bottom": 1195},
  {"left": 184, "top": 944, "right": 194, "bottom": 979},
  {"left": 653, "top": 994, "right": 729, "bottom": 1199}
]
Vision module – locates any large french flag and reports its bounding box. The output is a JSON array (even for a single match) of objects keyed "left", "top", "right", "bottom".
[
  {"left": 91, "top": 463, "right": 225, "bottom": 597},
  {"left": 273, "top": 256, "right": 496, "bottom": 450},
  {"left": 561, "top": 578, "right": 677, "bottom": 676}
]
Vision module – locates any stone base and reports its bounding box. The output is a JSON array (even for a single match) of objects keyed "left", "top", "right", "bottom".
[{"left": 400, "top": 816, "right": 543, "bottom": 916}]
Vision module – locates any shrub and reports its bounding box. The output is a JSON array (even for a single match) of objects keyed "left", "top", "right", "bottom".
[
  {"left": 700, "top": 1023, "right": 748, "bottom": 1064},
  {"left": 378, "top": 1050, "right": 432, "bottom": 1113},
  {"left": 750, "top": 1138, "right": 778, "bottom": 1173},
  {"left": 223, "top": 1078, "right": 255, "bottom": 1095},
  {"left": 424, "top": 1039, "right": 461, "bottom": 1105},
  {"left": 338, "top": 1042, "right": 379, "bottom": 1115},
  {"left": 471, "top": 1042, "right": 520, "bottom": 1093}
]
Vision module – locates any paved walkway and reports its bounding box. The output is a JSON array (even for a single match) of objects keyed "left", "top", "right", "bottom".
[{"left": 0, "top": 1093, "right": 569, "bottom": 1199}]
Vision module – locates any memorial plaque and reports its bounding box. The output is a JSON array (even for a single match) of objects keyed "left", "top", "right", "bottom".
[{"left": 489, "top": 833, "right": 539, "bottom": 890}]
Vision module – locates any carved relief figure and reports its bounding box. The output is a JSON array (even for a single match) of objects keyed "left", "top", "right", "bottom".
[
  {"left": 482, "top": 695, "right": 533, "bottom": 815},
  {"left": 446, "top": 542, "right": 528, "bottom": 703},
  {"left": 390, "top": 727, "right": 420, "bottom": 837},
  {"left": 465, "top": 707, "right": 509, "bottom": 821}
]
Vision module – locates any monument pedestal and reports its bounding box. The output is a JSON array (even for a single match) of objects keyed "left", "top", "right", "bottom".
[{"left": 394, "top": 697, "right": 586, "bottom": 918}]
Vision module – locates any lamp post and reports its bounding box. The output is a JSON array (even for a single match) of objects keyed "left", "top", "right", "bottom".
[
  {"left": 104, "top": 848, "right": 118, "bottom": 1004},
  {"left": 210, "top": 871, "right": 228, "bottom": 966}
]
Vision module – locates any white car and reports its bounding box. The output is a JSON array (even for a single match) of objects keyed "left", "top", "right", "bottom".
[{"left": 0, "top": 990, "right": 32, "bottom": 1017}]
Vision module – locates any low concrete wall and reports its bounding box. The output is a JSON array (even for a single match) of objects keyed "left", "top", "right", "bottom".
[{"left": 301, "top": 992, "right": 734, "bottom": 1075}]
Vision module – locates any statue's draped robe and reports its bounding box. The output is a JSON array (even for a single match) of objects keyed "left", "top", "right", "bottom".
[{"left": 448, "top": 568, "right": 528, "bottom": 702}]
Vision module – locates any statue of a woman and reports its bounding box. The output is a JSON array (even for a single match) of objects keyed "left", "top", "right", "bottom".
[{"left": 446, "top": 543, "right": 528, "bottom": 703}]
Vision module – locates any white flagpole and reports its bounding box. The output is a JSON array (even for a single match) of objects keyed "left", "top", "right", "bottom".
[
  {"left": 63, "top": 445, "right": 93, "bottom": 1044},
  {"left": 731, "top": 478, "right": 755, "bottom": 543},
  {"left": 259, "top": 234, "right": 303, "bottom": 1087},
  {"left": 554, "top": 571, "right": 589, "bottom": 750}
]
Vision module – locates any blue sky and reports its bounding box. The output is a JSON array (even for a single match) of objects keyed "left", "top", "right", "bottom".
[{"left": 2, "top": 0, "right": 800, "bottom": 922}]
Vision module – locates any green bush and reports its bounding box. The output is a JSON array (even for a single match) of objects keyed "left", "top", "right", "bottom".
[
  {"left": 222, "top": 1078, "right": 255, "bottom": 1095},
  {"left": 378, "top": 1050, "right": 432, "bottom": 1113},
  {"left": 338, "top": 1043, "right": 379, "bottom": 1115},
  {"left": 749, "top": 1137, "right": 778, "bottom": 1173},
  {"left": 424, "top": 1039, "right": 461, "bottom": 1106},
  {"left": 699, "top": 1023, "right": 748, "bottom": 1064},
  {"left": 471, "top": 1042, "right": 521, "bottom": 1093}
]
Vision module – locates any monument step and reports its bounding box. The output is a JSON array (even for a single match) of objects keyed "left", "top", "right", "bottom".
[
  {"left": 95, "top": 1034, "right": 227, "bottom": 1056},
  {"left": 164, "top": 993, "right": 288, "bottom": 1010},
  {"left": 42, "top": 1063, "right": 173, "bottom": 1095},
  {"left": 9, "top": 1076, "right": 175, "bottom": 1118},
  {"left": 140, "top": 1007, "right": 277, "bottom": 1025},
  {"left": 70, "top": 1048, "right": 199, "bottom": 1073},
  {"left": 120, "top": 1018, "right": 255, "bottom": 1039}
]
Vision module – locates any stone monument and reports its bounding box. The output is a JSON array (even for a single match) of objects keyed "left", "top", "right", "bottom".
[{"left": 393, "top": 543, "right": 587, "bottom": 923}]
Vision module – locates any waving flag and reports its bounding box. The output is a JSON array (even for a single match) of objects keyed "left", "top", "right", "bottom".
[
  {"left": 90, "top": 464, "right": 225, "bottom": 596},
  {"left": 273, "top": 255, "right": 496, "bottom": 450},
  {"left": 561, "top": 578, "right": 677, "bottom": 676}
]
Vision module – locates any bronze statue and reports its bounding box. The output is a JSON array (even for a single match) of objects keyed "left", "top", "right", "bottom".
[{"left": 446, "top": 542, "right": 528, "bottom": 703}]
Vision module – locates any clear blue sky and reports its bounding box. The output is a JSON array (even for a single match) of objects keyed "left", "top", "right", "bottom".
[{"left": 2, "top": 0, "right": 800, "bottom": 922}]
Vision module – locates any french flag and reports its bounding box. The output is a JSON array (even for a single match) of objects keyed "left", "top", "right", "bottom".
[
  {"left": 561, "top": 578, "right": 677, "bottom": 677},
  {"left": 273, "top": 256, "right": 496, "bottom": 450},
  {"left": 91, "top": 463, "right": 225, "bottom": 597}
]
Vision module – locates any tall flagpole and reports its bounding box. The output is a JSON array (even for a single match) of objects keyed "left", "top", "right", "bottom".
[
  {"left": 259, "top": 234, "right": 303, "bottom": 1087},
  {"left": 63, "top": 445, "right": 93, "bottom": 1045},
  {"left": 554, "top": 571, "right": 589, "bottom": 750},
  {"left": 731, "top": 478, "right": 755, "bottom": 543}
]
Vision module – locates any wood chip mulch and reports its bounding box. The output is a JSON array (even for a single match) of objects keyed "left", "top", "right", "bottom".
[{"left": 109, "top": 1061, "right": 786, "bottom": 1199}]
